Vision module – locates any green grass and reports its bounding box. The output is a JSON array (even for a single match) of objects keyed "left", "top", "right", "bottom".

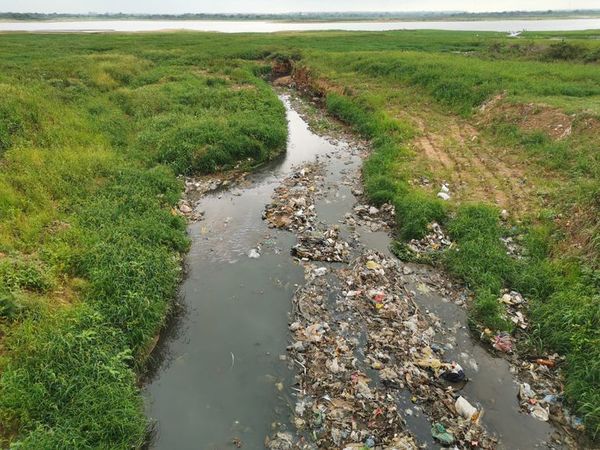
[
  {"left": 0, "top": 29, "right": 598, "bottom": 446},
  {"left": 0, "top": 33, "right": 287, "bottom": 448}
]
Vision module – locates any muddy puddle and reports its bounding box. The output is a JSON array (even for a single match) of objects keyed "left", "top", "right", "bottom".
[{"left": 145, "top": 95, "right": 561, "bottom": 449}]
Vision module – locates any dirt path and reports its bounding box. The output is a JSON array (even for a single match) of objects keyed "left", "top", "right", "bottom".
[{"left": 409, "top": 114, "right": 531, "bottom": 214}]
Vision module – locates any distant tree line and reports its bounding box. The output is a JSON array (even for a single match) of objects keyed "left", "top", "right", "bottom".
[{"left": 1, "top": 10, "right": 599, "bottom": 22}]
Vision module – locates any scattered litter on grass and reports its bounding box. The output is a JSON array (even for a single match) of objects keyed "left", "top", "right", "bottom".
[
  {"left": 407, "top": 222, "right": 453, "bottom": 254},
  {"left": 437, "top": 184, "right": 451, "bottom": 201},
  {"left": 498, "top": 290, "right": 528, "bottom": 330}
]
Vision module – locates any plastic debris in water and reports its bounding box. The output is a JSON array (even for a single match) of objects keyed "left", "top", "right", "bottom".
[{"left": 431, "top": 423, "right": 455, "bottom": 445}]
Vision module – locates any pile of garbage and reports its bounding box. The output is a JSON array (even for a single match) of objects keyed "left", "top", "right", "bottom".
[
  {"left": 498, "top": 290, "right": 528, "bottom": 330},
  {"left": 264, "top": 164, "right": 323, "bottom": 232},
  {"left": 276, "top": 252, "right": 496, "bottom": 449},
  {"left": 477, "top": 291, "right": 529, "bottom": 355},
  {"left": 292, "top": 227, "right": 350, "bottom": 263},
  {"left": 518, "top": 381, "right": 552, "bottom": 422},
  {"left": 510, "top": 355, "right": 584, "bottom": 445},
  {"left": 407, "top": 222, "right": 453, "bottom": 254},
  {"left": 183, "top": 172, "right": 241, "bottom": 196},
  {"left": 264, "top": 164, "right": 352, "bottom": 263},
  {"left": 481, "top": 292, "right": 581, "bottom": 438},
  {"left": 345, "top": 203, "right": 395, "bottom": 232},
  {"left": 500, "top": 236, "right": 523, "bottom": 258}
]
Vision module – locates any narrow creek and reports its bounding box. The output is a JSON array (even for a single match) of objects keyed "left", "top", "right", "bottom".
[{"left": 144, "top": 94, "right": 559, "bottom": 449}]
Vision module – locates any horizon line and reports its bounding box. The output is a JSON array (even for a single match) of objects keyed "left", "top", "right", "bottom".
[{"left": 2, "top": 9, "right": 600, "bottom": 16}]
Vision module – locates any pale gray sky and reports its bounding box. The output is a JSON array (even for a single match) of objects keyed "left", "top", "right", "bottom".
[{"left": 0, "top": 0, "right": 596, "bottom": 14}]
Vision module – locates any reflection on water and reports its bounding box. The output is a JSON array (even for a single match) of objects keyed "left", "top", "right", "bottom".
[{"left": 1, "top": 18, "right": 600, "bottom": 33}]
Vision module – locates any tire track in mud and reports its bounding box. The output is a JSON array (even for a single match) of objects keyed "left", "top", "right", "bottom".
[{"left": 411, "top": 115, "right": 531, "bottom": 214}]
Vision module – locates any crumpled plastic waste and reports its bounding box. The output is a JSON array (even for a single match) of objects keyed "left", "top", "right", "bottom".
[
  {"left": 530, "top": 404, "right": 550, "bottom": 422},
  {"left": 248, "top": 248, "right": 261, "bottom": 259},
  {"left": 431, "top": 423, "right": 455, "bottom": 445},
  {"left": 455, "top": 396, "right": 481, "bottom": 422},
  {"left": 498, "top": 290, "right": 528, "bottom": 329},
  {"left": 265, "top": 431, "right": 294, "bottom": 450},
  {"left": 407, "top": 222, "right": 453, "bottom": 254},
  {"left": 441, "top": 362, "right": 466, "bottom": 383},
  {"left": 492, "top": 332, "right": 513, "bottom": 353}
]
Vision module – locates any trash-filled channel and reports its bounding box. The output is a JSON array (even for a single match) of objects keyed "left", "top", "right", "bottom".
[{"left": 144, "top": 95, "right": 566, "bottom": 449}]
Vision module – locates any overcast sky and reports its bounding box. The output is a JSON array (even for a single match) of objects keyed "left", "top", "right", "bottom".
[{"left": 0, "top": 0, "right": 596, "bottom": 14}]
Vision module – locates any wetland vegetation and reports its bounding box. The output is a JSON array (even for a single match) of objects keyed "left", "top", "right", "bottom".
[{"left": 0, "top": 29, "right": 598, "bottom": 447}]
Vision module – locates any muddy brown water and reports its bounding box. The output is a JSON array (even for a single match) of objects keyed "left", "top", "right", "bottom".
[{"left": 145, "top": 95, "right": 559, "bottom": 449}]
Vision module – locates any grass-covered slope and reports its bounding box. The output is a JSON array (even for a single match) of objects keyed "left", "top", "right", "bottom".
[
  {"left": 293, "top": 42, "right": 599, "bottom": 437},
  {"left": 0, "top": 29, "right": 598, "bottom": 446},
  {"left": 0, "top": 34, "right": 286, "bottom": 448}
]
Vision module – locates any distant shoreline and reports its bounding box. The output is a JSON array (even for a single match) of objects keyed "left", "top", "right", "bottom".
[
  {"left": 2, "top": 17, "right": 600, "bottom": 24},
  {"left": 2, "top": 10, "right": 600, "bottom": 23}
]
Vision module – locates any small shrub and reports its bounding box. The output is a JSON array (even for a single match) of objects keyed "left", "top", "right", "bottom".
[{"left": 544, "top": 41, "right": 585, "bottom": 61}]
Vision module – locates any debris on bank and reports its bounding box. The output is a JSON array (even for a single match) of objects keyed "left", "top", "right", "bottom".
[
  {"left": 264, "top": 164, "right": 323, "bottom": 232},
  {"left": 499, "top": 290, "right": 528, "bottom": 331},
  {"left": 407, "top": 222, "right": 453, "bottom": 255},
  {"left": 264, "top": 164, "right": 351, "bottom": 263},
  {"left": 175, "top": 198, "right": 205, "bottom": 221},
  {"left": 260, "top": 92, "right": 580, "bottom": 447},
  {"left": 178, "top": 170, "right": 248, "bottom": 221},
  {"left": 476, "top": 288, "right": 582, "bottom": 441},
  {"left": 292, "top": 227, "right": 350, "bottom": 263},
  {"left": 261, "top": 161, "right": 496, "bottom": 448}
]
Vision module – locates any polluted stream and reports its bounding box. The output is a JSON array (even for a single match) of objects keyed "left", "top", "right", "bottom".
[{"left": 145, "top": 94, "right": 561, "bottom": 449}]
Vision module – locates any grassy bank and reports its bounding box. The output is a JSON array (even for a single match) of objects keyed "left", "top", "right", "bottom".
[
  {"left": 325, "top": 88, "right": 600, "bottom": 437},
  {"left": 0, "top": 29, "right": 598, "bottom": 446},
  {"left": 0, "top": 34, "right": 286, "bottom": 447},
  {"left": 294, "top": 43, "right": 599, "bottom": 437}
]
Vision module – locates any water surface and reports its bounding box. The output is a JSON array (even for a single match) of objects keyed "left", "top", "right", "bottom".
[{"left": 1, "top": 18, "right": 600, "bottom": 33}]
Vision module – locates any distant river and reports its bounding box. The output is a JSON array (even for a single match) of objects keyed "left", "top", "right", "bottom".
[{"left": 1, "top": 18, "right": 600, "bottom": 33}]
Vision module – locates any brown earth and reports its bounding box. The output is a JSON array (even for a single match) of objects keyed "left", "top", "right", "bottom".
[{"left": 408, "top": 115, "right": 532, "bottom": 211}]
